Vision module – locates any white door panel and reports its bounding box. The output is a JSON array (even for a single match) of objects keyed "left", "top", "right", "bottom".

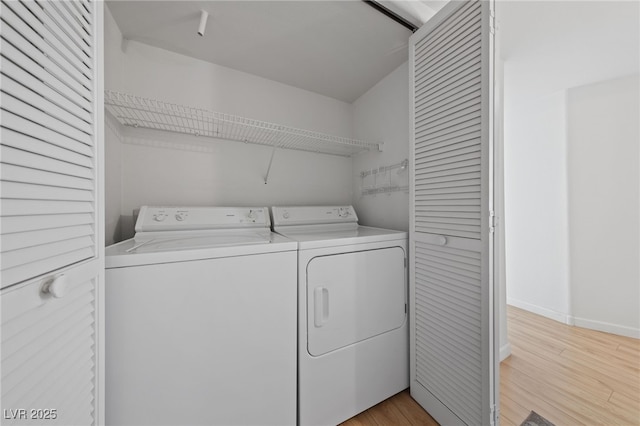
[
  {"left": 307, "top": 247, "right": 406, "bottom": 356},
  {"left": 410, "top": 0, "right": 497, "bottom": 425},
  {"left": 0, "top": 0, "right": 104, "bottom": 424}
]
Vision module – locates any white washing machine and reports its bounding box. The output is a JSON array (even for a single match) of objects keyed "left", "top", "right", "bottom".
[
  {"left": 105, "top": 206, "right": 297, "bottom": 426},
  {"left": 272, "top": 206, "right": 409, "bottom": 426}
]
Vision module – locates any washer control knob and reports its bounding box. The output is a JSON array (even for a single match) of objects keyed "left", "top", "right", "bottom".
[
  {"left": 338, "top": 208, "right": 350, "bottom": 217},
  {"left": 175, "top": 213, "right": 186, "bottom": 221},
  {"left": 282, "top": 212, "right": 290, "bottom": 219},
  {"left": 153, "top": 214, "right": 166, "bottom": 222}
]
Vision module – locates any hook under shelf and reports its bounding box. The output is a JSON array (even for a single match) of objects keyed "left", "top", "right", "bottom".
[{"left": 264, "top": 145, "right": 278, "bottom": 184}]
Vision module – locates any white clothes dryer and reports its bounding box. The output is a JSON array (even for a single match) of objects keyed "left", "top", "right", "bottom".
[
  {"left": 272, "top": 206, "right": 408, "bottom": 426},
  {"left": 105, "top": 206, "right": 297, "bottom": 426}
]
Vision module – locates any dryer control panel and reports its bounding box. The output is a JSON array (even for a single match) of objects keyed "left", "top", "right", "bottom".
[
  {"left": 136, "top": 206, "right": 270, "bottom": 232},
  {"left": 272, "top": 206, "right": 358, "bottom": 226}
]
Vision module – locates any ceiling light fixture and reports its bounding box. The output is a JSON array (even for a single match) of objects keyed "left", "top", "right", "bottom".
[{"left": 198, "top": 10, "right": 209, "bottom": 37}]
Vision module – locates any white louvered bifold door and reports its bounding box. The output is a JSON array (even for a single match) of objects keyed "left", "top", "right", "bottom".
[
  {"left": 0, "top": 0, "right": 104, "bottom": 424},
  {"left": 409, "top": 1, "right": 497, "bottom": 425}
]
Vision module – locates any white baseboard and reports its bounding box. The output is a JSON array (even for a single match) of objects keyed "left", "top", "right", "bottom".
[
  {"left": 507, "top": 298, "right": 571, "bottom": 324},
  {"left": 570, "top": 316, "right": 640, "bottom": 339},
  {"left": 506, "top": 298, "right": 639, "bottom": 339},
  {"left": 500, "top": 342, "right": 512, "bottom": 361}
]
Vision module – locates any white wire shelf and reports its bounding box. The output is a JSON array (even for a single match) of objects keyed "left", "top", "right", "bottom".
[{"left": 104, "top": 91, "right": 382, "bottom": 157}]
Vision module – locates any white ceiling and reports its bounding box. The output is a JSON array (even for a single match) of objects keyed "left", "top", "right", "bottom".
[
  {"left": 108, "top": 1, "right": 639, "bottom": 105},
  {"left": 107, "top": 1, "right": 445, "bottom": 103},
  {"left": 498, "top": 1, "right": 640, "bottom": 104}
]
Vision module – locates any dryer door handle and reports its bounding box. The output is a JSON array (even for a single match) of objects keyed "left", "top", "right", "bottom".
[{"left": 314, "top": 287, "right": 329, "bottom": 327}]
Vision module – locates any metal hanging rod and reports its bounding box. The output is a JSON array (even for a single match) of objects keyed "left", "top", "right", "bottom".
[{"left": 362, "top": 1, "right": 419, "bottom": 32}]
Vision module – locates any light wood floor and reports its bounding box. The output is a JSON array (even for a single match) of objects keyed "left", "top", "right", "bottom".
[{"left": 341, "top": 306, "right": 640, "bottom": 425}]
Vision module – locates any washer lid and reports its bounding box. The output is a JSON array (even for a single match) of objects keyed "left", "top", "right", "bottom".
[
  {"left": 105, "top": 231, "right": 296, "bottom": 268},
  {"left": 125, "top": 230, "right": 271, "bottom": 253}
]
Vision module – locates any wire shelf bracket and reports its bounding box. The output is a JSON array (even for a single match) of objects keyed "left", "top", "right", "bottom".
[{"left": 104, "top": 91, "right": 383, "bottom": 161}]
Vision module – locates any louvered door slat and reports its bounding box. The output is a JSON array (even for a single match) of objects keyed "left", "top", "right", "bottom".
[
  {"left": 416, "top": 120, "right": 480, "bottom": 147},
  {"left": 416, "top": 211, "right": 480, "bottom": 221},
  {"left": 1, "top": 125, "right": 93, "bottom": 163},
  {"left": 416, "top": 118, "right": 481, "bottom": 142},
  {"left": 3, "top": 308, "right": 93, "bottom": 396},
  {"left": 2, "top": 77, "right": 93, "bottom": 135},
  {"left": 1, "top": 145, "right": 93, "bottom": 179},
  {"left": 417, "top": 185, "right": 481, "bottom": 197},
  {"left": 415, "top": 53, "right": 481, "bottom": 97},
  {"left": 1, "top": 273, "right": 97, "bottom": 425},
  {"left": 2, "top": 247, "right": 94, "bottom": 287},
  {"left": 415, "top": 350, "right": 479, "bottom": 421},
  {"left": 415, "top": 158, "right": 480, "bottom": 176},
  {"left": 415, "top": 317, "right": 481, "bottom": 377},
  {"left": 20, "top": 0, "right": 92, "bottom": 69},
  {"left": 1, "top": 94, "right": 92, "bottom": 146},
  {"left": 1, "top": 234, "right": 94, "bottom": 273},
  {"left": 416, "top": 97, "right": 481, "bottom": 129},
  {"left": 2, "top": 287, "right": 93, "bottom": 342},
  {"left": 2, "top": 222, "right": 93, "bottom": 250},
  {"left": 417, "top": 87, "right": 481, "bottom": 123},
  {"left": 416, "top": 171, "right": 481, "bottom": 186},
  {"left": 417, "top": 300, "right": 481, "bottom": 345},
  {"left": 415, "top": 280, "right": 481, "bottom": 320},
  {"left": 61, "top": 1, "right": 92, "bottom": 38},
  {"left": 0, "top": 37, "right": 92, "bottom": 112},
  {"left": 415, "top": 11, "right": 480, "bottom": 66},
  {"left": 2, "top": 164, "right": 93, "bottom": 190},
  {"left": 45, "top": 1, "right": 93, "bottom": 51},
  {"left": 416, "top": 134, "right": 480, "bottom": 157},
  {"left": 416, "top": 149, "right": 481, "bottom": 167},
  {"left": 46, "top": 362, "right": 95, "bottom": 419},
  {"left": 1, "top": 199, "right": 94, "bottom": 216},
  {"left": 416, "top": 71, "right": 481, "bottom": 112},
  {"left": 2, "top": 181, "right": 93, "bottom": 202},
  {"left": 415, "top": 266, "right": 480, "bottom": 298},
  {"left": 72, "top": 0, "right": 92, "bottom": 26},
  {"left": 1, "top": 58, "right": 93, "bottom": 124},
  {"left": 2, "top": 2, "right": 92, "bottom": 93},
  {"left": 416, "top": 177, "right": 480, "bottom": 189},
  {"left": 415, "top": 1, "right": 479, "bottom": 52},
  {"left": 416, "top": 36, "right": 482, "bottom": 84},
  {"left": 0, "top": 214, "right": 94, "bottom": 234},
  {"left": 410, "top": 0, "right": 495, "bottom": 424},
  {"left": 416, "top": 216, "right": 480, "bottom": 227}
]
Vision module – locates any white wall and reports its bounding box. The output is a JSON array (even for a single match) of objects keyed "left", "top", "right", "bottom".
[
  {"left": 504, "top": 74, "right": 640, "bottom": 338},
  {"left": 104, "top": 6, "right": 354, "bottom": 241},
  {"left": 567, "top": 74, "right": 640, "bottom": 338},
  {"left": 352, "top": 62, "right": 410, "bottom": 231},
  {"left": 504, "top": 91, "right": 572, "bottom": 323}
]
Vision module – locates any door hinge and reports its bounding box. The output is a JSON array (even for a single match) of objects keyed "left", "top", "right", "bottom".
[
  {"left": 404, "top": 257, "right": 407, "bottom": 268},
  {"left": 489, "top": 210, "right": 496, "bottom": 233},
  {"left": 490, "top": 404, "right": 499, "bottom": 426},
  {"left": 490, "top": 11, "right": 496, "bottom": 35}
]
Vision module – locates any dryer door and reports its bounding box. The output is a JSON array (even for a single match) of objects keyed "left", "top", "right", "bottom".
[{"left": 307, "top": 247, "right": 406, "bottom": 356}]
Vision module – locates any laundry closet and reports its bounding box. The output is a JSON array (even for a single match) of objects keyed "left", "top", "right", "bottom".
[
  {"left": 103, "top": 2, "right": 412, "bottom": 246},
  {"left": 1, "top": 1, "right": 497, "bottom": 425}
]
